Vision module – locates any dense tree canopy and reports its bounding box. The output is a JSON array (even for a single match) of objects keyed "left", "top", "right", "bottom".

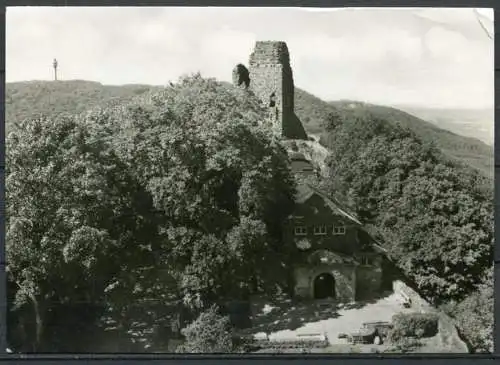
[
  {"left": 6, "top": 74, "right": 493, "bottom": 354},
  {"left": 106, "top": 75, "right": 296, "bottom": 302},
  {"left": 321, "top": 108, "right": 493, "bottom": 303},
  {"left": 6, "top": 74, "right": 296, "bottom": 352},
  {"left": 7, "top": 113, "right": 152, "bottom": 351}
]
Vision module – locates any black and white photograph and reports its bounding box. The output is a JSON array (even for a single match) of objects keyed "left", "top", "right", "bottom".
[{"left": 5, "top": 7, "right": 494, "bottom": 354}]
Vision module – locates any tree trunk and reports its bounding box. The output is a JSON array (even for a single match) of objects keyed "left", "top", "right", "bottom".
[
  {"left": 28, "top": 293, "right": 44, "bottom": 352},
  {"left": 15, "top": 281, "right": 45, "bottom": 352}
]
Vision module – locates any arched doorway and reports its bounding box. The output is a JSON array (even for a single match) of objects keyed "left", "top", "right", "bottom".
[{"left": 313, "top": 273, "right": 336, "bottom": 299}]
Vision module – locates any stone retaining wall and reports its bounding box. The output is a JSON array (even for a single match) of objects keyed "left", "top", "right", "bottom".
[
  {"left": 392, "top": 280, "right": 431, "bottom": 312},
  {"left": 392, "top": 280, "right": 469, "bottom": 352}
]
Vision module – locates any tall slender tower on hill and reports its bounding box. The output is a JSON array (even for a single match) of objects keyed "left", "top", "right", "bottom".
[
  {"left": 244, "top": 41, "right": 307, "bottom": 140},
  {"left": 53, "top": 58, "right": 58, "bottom": 81}
]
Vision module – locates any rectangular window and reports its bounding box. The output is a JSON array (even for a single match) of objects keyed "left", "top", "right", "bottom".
[
  {"left": 294, "top": 226, "right": 307, "bottom": 236},
  {"left": 333, "top": 225, "right": 346, "bottom": 235},
  {"left": 361, "top": 257, "right": 373, "bottom": 266},
  {"left": 313, "top": 225, "right": 327, "bottom": 235}
]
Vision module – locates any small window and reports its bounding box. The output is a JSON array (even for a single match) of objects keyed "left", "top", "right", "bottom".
[
  {"left": 313, "top": 225, "right": 327, "bottom": 235},
  {"left": 361, "top": 256, "right": 373, "bottom": 266},
  {"left": 269, "top": 92, "right": 276, "bottom": 107},
  {"left": 294, "top": 226, "right": 307, "bottom": 236},
  {"left": 333, "top": 226, "right": 346, "bottom": 235}
]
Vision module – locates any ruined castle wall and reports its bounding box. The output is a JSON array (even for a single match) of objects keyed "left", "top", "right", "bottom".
[
  {"left": 248, "top": 63, "right": 286, "bottom": 135},
  {"left": 232, "top": 64, "right": 250, "bottom": 89},
  {"left": 248, "top": 41, "right": 307, "bottom": 140}
]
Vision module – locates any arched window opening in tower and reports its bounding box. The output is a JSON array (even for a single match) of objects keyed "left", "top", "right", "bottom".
[{"left": 269, "top": 92, "right": 276, "bottom": 107}]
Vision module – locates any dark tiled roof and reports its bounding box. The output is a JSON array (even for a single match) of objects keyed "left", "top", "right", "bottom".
[
  {"left": 294, "top": 183, "right": 361, "bottom": 225},
  {"left": 294, "top": 183, "right": 315, "bottom": 203}
]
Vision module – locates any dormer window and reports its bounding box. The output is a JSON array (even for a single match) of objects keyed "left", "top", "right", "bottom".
[
  {"left": 333, "top": 225, "right": 346, "bottom": 235},
  {"left": 313, "top": 225, "right": 327, "bottom": 236},
  {"left": 294, "top": 226, "right": 307, "bottom": 236}
]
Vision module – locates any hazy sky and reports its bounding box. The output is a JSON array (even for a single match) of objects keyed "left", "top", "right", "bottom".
[{"left": 6, "top": 7, "right": 494, "bottom": 109}]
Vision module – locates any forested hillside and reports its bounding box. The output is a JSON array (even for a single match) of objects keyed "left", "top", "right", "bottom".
[
  {"left": 5, "top": 78, "right": 493, "bottom": 353},
  {"left": 7, "top": 75, "right": 296, "bottom": 352},
  {"left": 294, "top": 89, "right": 493, "bottom": 178},
  {"left": 7, "top": 80, "right": 493, "bottom": 179},
  {"left": 316, "top": 107, "right": 493, "bottom": 352},
  {"left": 294, "top": 87, "right": 492, "bottom": 352}
]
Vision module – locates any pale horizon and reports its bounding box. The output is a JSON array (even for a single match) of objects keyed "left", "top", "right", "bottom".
[{"left": 6, "top": 7, "right": 494, "bottom": 109}]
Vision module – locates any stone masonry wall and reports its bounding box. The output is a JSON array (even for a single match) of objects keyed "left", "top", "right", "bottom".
[
  {"left": 392, "top": 280, "right": 432, "bottom": 312},
  {"left": 247, "top": 41, "right": 307, "bottom": 140},
  {"left": 392, "top": 279, "right": 469, "bottom": 352},
  {"left": 232, "top": 64, "right": 250, "bottom": 89},
  {"left": 355, "top": 264, "right": 383, "bottom": 300},
  {"left": 294, "top": 264, "right": 356, "bottom": 302},
  {"left": 248, "top": 64, "right": 285, "bottom": 135}
]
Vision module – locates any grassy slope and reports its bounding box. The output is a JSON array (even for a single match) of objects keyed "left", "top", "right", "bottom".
[
  {"left": 5, "top": 80, "right": 162, "bottom": 129},
  {"left": 6, "top": 80, "right": 493, "bottom": 178}
]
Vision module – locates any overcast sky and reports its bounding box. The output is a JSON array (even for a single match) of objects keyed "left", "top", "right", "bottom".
[{"left": 6, "top": 7, "right": 494, "bottom": 109}]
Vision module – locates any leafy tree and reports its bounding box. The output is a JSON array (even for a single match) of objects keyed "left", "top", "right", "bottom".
[
  {"left": 7, "top": 74, "right": 296, "bottom": 351},
  {"left": 104, "top": 74, "right": 296, "bottom": 306},
  {"left": 321, "top": 109, "right": 493, "bottom": 304},
  {"left": 176, "top": 305, "right": 233, "bottom": 353},
  {"left": 6, "top": 113, "right": 157, "bottom": 351}
]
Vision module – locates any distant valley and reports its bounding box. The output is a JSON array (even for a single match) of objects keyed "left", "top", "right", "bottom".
[{"left": 394, "top": 106, "right": 494, "bottom": 147}]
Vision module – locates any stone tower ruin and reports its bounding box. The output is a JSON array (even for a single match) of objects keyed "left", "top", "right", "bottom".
[{"left": 234, "top": 41, "right": 307, "bottom": 140}]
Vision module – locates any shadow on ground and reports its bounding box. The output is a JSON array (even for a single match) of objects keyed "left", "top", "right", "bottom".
[{"left": 242, "top": 291, "right": 393, "bottom": 334}]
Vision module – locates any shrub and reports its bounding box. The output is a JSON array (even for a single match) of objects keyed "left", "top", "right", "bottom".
[
  {"left": 384, "top": 337, "right": 422, "bottom": 353},
  {"left": 236, "top": 338, "right": 329, "bottom": 353},
  {"left": 387, "top": 327, "right": 405, "bottom": 343},
  {"left": 232, "top": 335, "right": 259, "bottom": 353},
  {"left": 176, "top": 305, "right": 234, "bottom": 353},
  {"left": 444, "top": 268, "right": 493, "bottom": 353},
  {"left": 388, "top": 312, "right": 439, "bottom": 342},
  {"left": 261, "top": 339, "right": 329, "bottom": 350}
]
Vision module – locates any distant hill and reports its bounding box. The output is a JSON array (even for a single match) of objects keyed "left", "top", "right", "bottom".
[
  {"left": 393, "top": 106, "right": 493, "bottom": 146},
  {"left": 335, "top": 101, "right": 493, "bottom": 178},
  {"left": 293, "top": 88, "right": 492, "bottom": 178},
  {"left": 5, "top": 80, "right": 162, "bottom": 129},
  {"left": 6, "top": 80, "right": 493, "bottom": 178}
]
